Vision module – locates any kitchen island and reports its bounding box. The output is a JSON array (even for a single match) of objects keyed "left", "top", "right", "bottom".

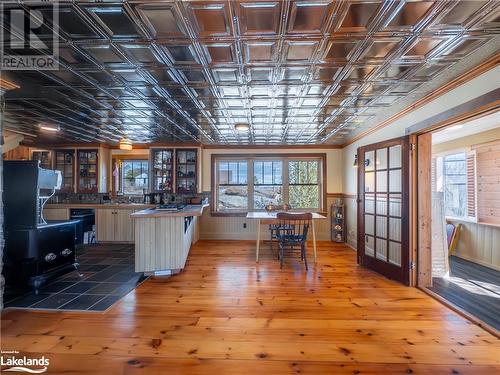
[{"left": 131, "top": 204, "right": 208, "bottom": 274}]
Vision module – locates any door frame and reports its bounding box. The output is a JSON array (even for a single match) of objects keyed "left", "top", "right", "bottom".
[{"left": 357, "top": 135, "right": 412, "bottom": 286}]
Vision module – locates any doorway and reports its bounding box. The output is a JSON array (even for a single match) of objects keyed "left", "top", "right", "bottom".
[{"left": 425, "top": 112, "right": 500, "bottom": 331}]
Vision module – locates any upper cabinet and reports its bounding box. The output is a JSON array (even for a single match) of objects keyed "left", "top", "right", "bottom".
[
  {"left": 176, "top": 149, "right": 197, "bottom": 194},
  {"left": 31, "top": 150, "right": 52, "bottom": 169},
  {"left": 150, "top": 148, "right": 198, "bottom": 194},
  {"left": 77, "top": 149, "right": 99, "bottom": 193},
  {"left": 151, "top": 148, "right": 174, "bottom": 193},
  {"left": 55, "top": 150, "right": 75, "bottom": 193}
]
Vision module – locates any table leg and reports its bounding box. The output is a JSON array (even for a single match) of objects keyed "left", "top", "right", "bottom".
[
  {"left": 256, "top": 219, "right": 261, "bottom": 262},
  {"left": 311, "top": 220, "right": 317, "bottom": 263}
]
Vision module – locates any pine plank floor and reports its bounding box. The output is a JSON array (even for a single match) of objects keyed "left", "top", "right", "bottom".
[{"left": 2, "top": 240, "right": 499, "bottom": 374}]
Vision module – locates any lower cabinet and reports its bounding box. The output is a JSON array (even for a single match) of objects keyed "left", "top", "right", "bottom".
[{"left": 96, "top": 208, "right": 134, "bottom": 243}]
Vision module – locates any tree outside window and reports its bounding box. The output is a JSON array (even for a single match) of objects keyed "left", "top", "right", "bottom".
[{"left": 122, "top": 160, "right": 149, "bottom": 195}]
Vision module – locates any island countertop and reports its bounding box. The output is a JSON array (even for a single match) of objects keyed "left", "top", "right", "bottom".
[{"left": 130, "top": 204, "right": 209, "bottom": 218}]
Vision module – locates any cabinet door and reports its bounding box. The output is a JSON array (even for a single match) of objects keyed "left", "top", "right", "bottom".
[
  {"left": 115, "top": 209, "right": 134, "bottom": 242},
  {"left": 96, "top": 209, "right": 115, "bottom": 242}
]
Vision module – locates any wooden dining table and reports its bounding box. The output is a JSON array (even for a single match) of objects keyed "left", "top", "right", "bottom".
[{"left": 245, "top": 211, "right": 327, "bottom": 262}]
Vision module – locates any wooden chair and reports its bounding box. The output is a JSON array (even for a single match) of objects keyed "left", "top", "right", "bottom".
[
  {"left": 267, "top": 204, "right": 291, "bottom": 257},
  {"left": 275, "top": 212, "right": 312, "bottom": 270}
]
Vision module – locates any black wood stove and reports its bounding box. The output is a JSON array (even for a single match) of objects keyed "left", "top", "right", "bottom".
[{"left": 3, "top": 160, "right": 80, "bottom": 294}]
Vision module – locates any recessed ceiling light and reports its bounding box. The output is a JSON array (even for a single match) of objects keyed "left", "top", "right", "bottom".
[
  {"left": 234, "top": 123, "right": 250, "bottom": 132},
  {"left": 39, "top": 124, "right": 60, "bottom": 132}
]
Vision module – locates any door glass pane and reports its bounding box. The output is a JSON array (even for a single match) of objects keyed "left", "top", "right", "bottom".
[
  {"left": 376, "top": 216, "right": 387, "bottom": 238},
  {"left": 365, "top": 236, "right": 374, "bottom": 257},
  {"left": 365, "top": 151, "right": 375, "bottom": 171},
  {"left": 365, "top": 171, "right": 375, "bottom": 192},
  {"left": 389, "top": 145, "right": 402, "bottom": 168},
  {"left": 389, "top": 169, "right": 402, "bottom": 192},
  {"left": 365, "top": 214, "right": 374, "bottom": 235},
  {"left": 376, "top": 148, "right": 387, "bottom": 170},
  {"left": 376, "top": 238, "right": 387, "bottom": 261},
  {"left": 389, "top": 194, "right": 402, "bottom": 217},
  {"left": 389, "top": 218, "right": 401, "bottom": 241},
  {"left": 376, "top": 170, "right": 387, "bottom": 192},
  {"left": 365, "top": 194, "right": 375, "bottom": 214},
  {"left": 376, "top": 194, "right": 387, "bottom": 215},
  {"left": 389, "top": 241, "right": 401, "bottom": 266}
]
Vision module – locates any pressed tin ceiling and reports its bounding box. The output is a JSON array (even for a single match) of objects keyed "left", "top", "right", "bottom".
[{"left": 1, "top": 0, "right": 500, "bottom": 146}]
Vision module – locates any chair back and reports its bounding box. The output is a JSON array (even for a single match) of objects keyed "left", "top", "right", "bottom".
[{"left": 275, "top": 212, "right": 312, "bottom": 239}]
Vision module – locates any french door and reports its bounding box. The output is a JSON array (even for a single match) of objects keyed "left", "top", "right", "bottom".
[{"left": 357, "top": 136, "right": 411, "bottom": 285}]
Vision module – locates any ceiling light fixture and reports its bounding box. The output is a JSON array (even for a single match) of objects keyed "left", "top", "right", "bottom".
[
  {"left": 119, "top": 138, "right": 133, "bottom": 150},
  {"left": 39, "top": 124, "right": 60, "bottom": 132},
  {"left": 234, "top": 123, "right": 250, "bottom": 132}
]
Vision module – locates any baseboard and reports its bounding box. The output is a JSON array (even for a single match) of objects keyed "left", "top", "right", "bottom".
[
  {"left": 200, "top": 232, "right": 332, "bottom": 241},
  {"left": 452, "top": 254, "right": 500, "bottom": 272},
  {"left": 346, "top": 242, "right": 357, "bottom": 252}
]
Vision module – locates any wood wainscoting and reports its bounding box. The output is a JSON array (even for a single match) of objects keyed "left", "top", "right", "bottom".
[{"left": 2, "top": 241, "right": 499, "bottom": 374}]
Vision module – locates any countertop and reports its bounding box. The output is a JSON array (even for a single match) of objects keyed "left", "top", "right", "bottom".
[
  {"left": 45, "top": 203, "right": 156, "bottom": 209},
  {"left": 131, "top": 204, "right": 209, "bottom": 218}
]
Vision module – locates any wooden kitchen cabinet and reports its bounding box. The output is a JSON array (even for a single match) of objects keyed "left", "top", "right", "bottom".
[{"left": 96, "top": 208, "right": 134, "bottom": 243}]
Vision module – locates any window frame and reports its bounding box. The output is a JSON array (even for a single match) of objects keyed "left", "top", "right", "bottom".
[
  {"left": 434, "top": 148, "right": 476, "bottom": 222},
  {"left": 211, "top": 153, "right": 326, "bottom": 216},
  {"left": 120, "top": 159, "right": 150, "bottom": 195}
]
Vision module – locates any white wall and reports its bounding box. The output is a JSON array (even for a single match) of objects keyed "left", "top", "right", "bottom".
[{"left": 342, "top": 66, "right": 500, "bottom": 249}]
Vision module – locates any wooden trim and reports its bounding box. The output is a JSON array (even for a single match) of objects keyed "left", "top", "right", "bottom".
[
  {"left": 203, "top": 144, "right": 342, "bottom": 150},
  {"left": 406, "top": 89, "right": 500, "bottom": 135},
  {"left": 409, "top": 134, "right": 417, "bottom": 287},
  {"left": 342, "top": 53, "right": 500, "bottom": 147},
  {"left": 326, "top": 192, "right": 356, "bottom": 199},
  {"left": 416, "top": 133, "right": 432, "bottom": 288},
  {"left": 211, "top": 153, "right": 328, "bottom": 214},
  {"left": 420, "top": 287, "right": 499, "bottom": 338}
]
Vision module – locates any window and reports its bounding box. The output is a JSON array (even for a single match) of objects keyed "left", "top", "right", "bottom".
[
  {"left": 122, "top": 160, "right": 149, "bottom": 195},
  {"left": 436, "top": 152, "right": 468, "bottom": 218},
  {"left": 289, "top": 160, "right": 320, "bottom": 209},
  {"left": 217, "top": 161, "right": 248, "bottom": 211},
  {"left": 253, "top": 160, "right": 282, "bottom": 209},
  {"left": 214, "top": 155, "right": 324, "bottom": 213}
]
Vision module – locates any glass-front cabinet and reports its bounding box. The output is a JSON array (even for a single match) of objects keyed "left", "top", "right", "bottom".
[
  {"left": 32, "top": 150, "right": 52, "bottom": 169},
  {"left": 55, "top": 150, "right": 74, "bottom": 192},
  {"left": 150, "top": 148, "right": 198, "bottom": 193},
  {"left": 77, "top": 149, "right": 98, "bottom": 193},
  {"left": 176, "top": 149, "right": 197, "bottom": 194},
  {"left": 151, "top": 149, "right": 174, "bottom": 192}
]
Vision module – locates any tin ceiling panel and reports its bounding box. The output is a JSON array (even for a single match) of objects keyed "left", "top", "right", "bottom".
[{"left": 2, "top": 0, "right": 500, "bottom": 145}]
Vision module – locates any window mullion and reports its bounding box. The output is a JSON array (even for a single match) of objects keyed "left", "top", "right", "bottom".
[
  {"left": 248, "top": 158, "right": 254, "bottom": 211},
  {"left": 283, "top": 159, "right": 289, "bottom": 206}
]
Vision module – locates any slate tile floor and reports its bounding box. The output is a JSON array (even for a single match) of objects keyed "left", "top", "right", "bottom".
[{"left": 4, "top": 244, "right": 147, "bottom": 312}]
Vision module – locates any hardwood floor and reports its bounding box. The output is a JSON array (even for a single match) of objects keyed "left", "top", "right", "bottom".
[{"left": 2, "top": 241, "right": 499, "bottom": 374}]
